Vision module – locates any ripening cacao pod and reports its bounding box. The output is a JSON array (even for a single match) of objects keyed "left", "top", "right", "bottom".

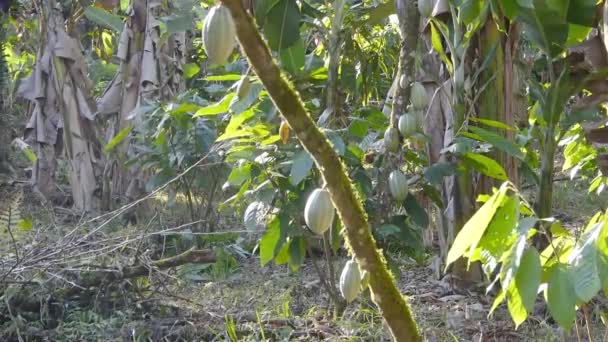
[
  {"left": 411, "top": 82, "right": 429, "bottom": 110},
  {"left": 384, "top": 127, "right": 400, "bottom": 153},
  {"left": 304, "top": 188, "right": 335, "bottom": 235},
  {"left": 339, "top": 259, "right": 361, "bottom": 303},
  {"left": 236, "top": 76, "right": 250, "bottom": 100},
  {"left": 398, "top": 113, "right": 417, "bottom": 137},
  {"left": 418, "top": 0, "right": 433, "bottom": 18},
  {"left": 202, "top": 4, "right": 237, "bottom": 65},
  {"left": 388, "top": 170, "right": 408, "bottom": 202},
  {"left": 279, "top": 120, "right": 290, "bottom": 144}
]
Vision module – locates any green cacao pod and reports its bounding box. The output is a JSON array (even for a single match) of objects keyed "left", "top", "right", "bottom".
[
  {"left": 244, "top": 201, "right": 267, "bottom": 232},
  {"left": 202, "top": 4, "right": 236, "bottom": 65},
  {"left": 411, "top": 82, "right": 429, "bottom": 110},
  {"left": 236, "top": 76, "right": 250, "bottom": 100},
  {"left": 339, "top": 259, "right": 361, "bottom": 303},
  {"left": 388, "top": 170, "right": 408, "bottom": 202},
  {"left": 398, "top": 113, "right": 417, "bottom": 137},
  {"left": 384, "top": 127, "right": 400, "bottom": 153},
  {"left": 304, "top": 188, "right": 335, "bottom": 235},
  {"left": 418, "top": 0, "right": 433, "bottom": 18}
]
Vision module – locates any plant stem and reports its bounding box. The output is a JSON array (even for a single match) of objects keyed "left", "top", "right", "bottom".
[{"left": 221, "top": 1, "right": 421, "bottom": 340}]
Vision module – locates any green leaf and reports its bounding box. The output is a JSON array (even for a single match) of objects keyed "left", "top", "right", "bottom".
[
  {"left": 546, "top": 265, "right": 576, "bottom": 330},
  {"left": 489, "top": 288, "right": 506, "bottom": 315},
  {"left": 566, "top": 0, "right": 597, "bottom": 27},
  {"left": 507, "top": 283, "right": 528, "bottom": 328},
  {"left": 288, "top": 236, "right": 305, "bottom": 271},
  {"left": 468, "top": 126, "right": 524, "bottom": 160},
  {"left": 260, "top": 217, "right": 281, "bottom": 266},
  {"left": 348, "top": 119, "right": 370, "bottom": 139},
  {"left": 183, "top": 63, "right": 200, "bottom": 79},
  {"left": 227, "top": 163, "right": 252, "bottom": 187},
  {"left": 22, "top": 147, "right": 37, "bottom": 164},
  {"left": 360, "top": 0, "right": 395, "bottom": 27},
  {"left": 194, "top": 93, "right": 235, "bottom": 116},
  {"left": 446, "top": 183, "right": 509, "bottom": 268},
  {"left": 461, "top": 153, "right": 508, "bottom": 181},
  {"left": 255, "top": 0, "right": 281, "bottom": 24},
  {"left": 104, "top": 125, "right": 133, "bottom": 152},
  {"left": 429, "top": 20, "right": 453, "bottom": 73},
  {"left": 205, "top": 74, "right": 243, "bottom": 81},
  {"left": 477, "top": 195, "right": 519, "bottom": 258},
  {"left": 404, "top": 193, "right": 429, "bottom": 228},
  {"left": 84, "top": 6, "right": 124, "bottom": 33},
  {"left": 515, "top": 248, "right": 542, "bottom": 313},
  {"left": 263, "top": 0, "right": 301, "bottom": 50},
  {"left": 568, "top": 223, "right": 603, "bottom": 302},
  {"left": 290, "top": 150, "right": 313, "bottom": 186},
  {"left": 280, "top": 39, "right": 305, "bottom": 75},
  {"left": 423, "top": 162, "right": 457, "bottom": 185},
  {"left": 469, "top": 117, "right": 515, "bottom": 131},
  {"left": 164, "top": 14, "right": 194, "bottom": 34},
  {"left": 516, "top": 3, "right": 569, "bottom": 58},
  {"left": 454, "top": 0, "right": 484, "bottom": 25},
  {"left": 566, "top": 24, "right": 593, "bottom": 47}
]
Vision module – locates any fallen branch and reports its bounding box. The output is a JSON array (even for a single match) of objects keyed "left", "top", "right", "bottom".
[{"left": 4, "top": 248, "right": 216, "bottom": 313}]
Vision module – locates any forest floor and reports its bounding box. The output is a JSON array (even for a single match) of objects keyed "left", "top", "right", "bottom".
[{"left": 1, "top": 177, "right": 608, "bottom": 341}]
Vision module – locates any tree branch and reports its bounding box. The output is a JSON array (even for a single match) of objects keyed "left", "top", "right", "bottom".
[{"left": 221, "top": 1, "right": 421, "bottom": 340}]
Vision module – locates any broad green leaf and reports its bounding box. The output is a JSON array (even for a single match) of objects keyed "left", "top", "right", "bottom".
[
  {"left": 489, "top": 288, "right": 506, "bottom": 315},
  {"left": 194, "top": 93, "right": 235, "bottom": 116},
  {"left": 446, "top": 182, "right": 509, "bottom": 268},
  {"left": 507, "top": 283, "right": 528, "bottom": 327},
  {"left": 477, "top": 195, "right": 519, "bottom": 258},
  {"left": 361, "top": 0, "right": 394, "bottom": 27},
  {"left": 84, "top": 7, "right": 124, "bottom": 33},
  {"left": 545, "top": 265, "right": 576, "bottom": 330},
  {"left": 183, "top": 63, "right": 200, "bottom": 79},
  {"left": 469, "top": 117, "right": 515, "bottom": 131},
  {"left": 164, "top": 14, "right": 194, "bottom": 34},
  {"left": 225, "top": 109, "right": 256, "bottom": 134},
  {"left": 288, "top": 236, "right": 305, "bottom": 271},
  {"left": 280, "top": 39, "right": 305, "bottom": 75},
  {"left": 104, "top": 125, "right": 133, "bottom": 152},
  {"left": 255, "top": 0, "right": 281, "bottom": 24},
  {"left": 468, "top": 126, "right": 524, "bottom": 160},
  {"left": 263, "top": 0, "right": 301, "bottom": 50},
  {"left": 568, "top": 223, "right": 603, "bottom": 302},
  {"left": 404, "top": 193, "right": 429, "bottom": 228},
  {"left": 566, "top": 0, "right": 597, "bottom": 27},
  {"left": 516, "top": 4, "right": 568, "bottom": 58},
  {"left": 423, "top": 162, "right": 457, "bottom": 185},
  {"left": 205, "top": 74, "right": 242, "bottom": 81},
  {"left": 260, "top": 217, "right": 281, "bottom": 266},
  {"left": 429, "top": 20, "right": 453, "bottom": 73},
  {"left": 454, "top": 0, "right": 484, "bottom": 25},
  {"left": 500, "top": 233, "right": 527, "bottom": 290},
  {"left": 348, "top": 119, "right": 369, "bottom": 139},
  {"left": 227, "top": 163, "right": 252, "bottom": 187},
  {"left": 515, "top": 248, "right": 541, "bottom": 313},
  {"left": 290, "top": 150, "right": 313, "bottom": 186},
  {"left": 461, "top": 152, "right": 508, "bottom": 181},
  {"left": 566, "top": 24, "right": 593, "bottom": 47}
]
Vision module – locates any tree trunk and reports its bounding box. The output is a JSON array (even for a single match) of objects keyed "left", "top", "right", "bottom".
[{"left": 222, "top": 1, "right": 421, "bottom": 340}]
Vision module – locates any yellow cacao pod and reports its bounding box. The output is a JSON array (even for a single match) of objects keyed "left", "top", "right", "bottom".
[
  {"left": 202, "top": 4, "right": 236, "bottom": 65},
  {"left": 411, "top": 82, "right": 429, "bottom": 110},
  {"left": 304, "top": 188, "right": 335, "bottom": 235},
  {"left": 339, "top": 259, "right": 361, "bottom": 303},
  {"left": 384, "top": 127, "right": 400, "bottom": 153},
  {"left": 236, "top": 76, "right": 251, "bottom": 100},
  {"left": 398, "top": 113, "right": 417, "bottom": 137},
  {"left": 279, "top": 120, "right": 290, "bottom": 144},
  {"left": 388, "top": 170, "right": 408, "bottom": 202}
]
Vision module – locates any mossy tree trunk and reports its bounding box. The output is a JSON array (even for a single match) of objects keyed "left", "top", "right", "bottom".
[{"left": 222, "top": 0, "right": 421, "bottom": 340}]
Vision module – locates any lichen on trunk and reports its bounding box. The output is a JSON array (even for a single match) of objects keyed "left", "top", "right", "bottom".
[{"left": 221, "top": 1, "right": 421, "bottom": 340}]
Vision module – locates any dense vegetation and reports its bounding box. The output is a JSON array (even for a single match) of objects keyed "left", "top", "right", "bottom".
[{"left": 1, "top": 0, "right": 608, "bottom": 341}]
